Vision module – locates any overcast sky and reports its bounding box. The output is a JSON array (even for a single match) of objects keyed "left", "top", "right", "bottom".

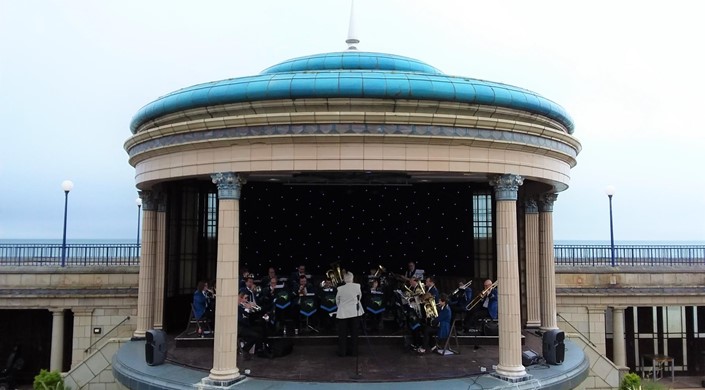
[{"left": 1, "top": 0, "right": 704, "bottom": 243}]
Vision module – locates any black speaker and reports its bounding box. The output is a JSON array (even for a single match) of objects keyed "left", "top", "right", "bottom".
[
  {"left": 542, "top": 329, "right": 565, "bottom": 365},
  {"left": 145, "top": 329, "right": 167, "bottom": 366},
  {"left": 522, "top": 349, "right": 540, "bottom": 366}
]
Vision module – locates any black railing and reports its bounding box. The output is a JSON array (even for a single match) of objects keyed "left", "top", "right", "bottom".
[
  {"left": 0, "top": 244, "right": 140, "bottom": 266},
  {"left": 554, "top": 245, "right": 705, "bottom": 266},
  {"left": 1, "top": 243, "right": 704, "bottom": 267}
]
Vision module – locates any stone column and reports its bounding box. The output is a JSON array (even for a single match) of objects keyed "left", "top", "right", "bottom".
[
  {"left": 50, "top": 309, "right": 65, "bottom": 371},
  {"left": 490, "top": 174, "right": 527, "bottom": 380},
  {"left": 612, "top": 306, "right": 627, "bottom": 367},
  {"left": 205, "top": 172, "right": 245, "bottom": 386},
  {"left": 71, "top": 308, "right": 94, "bottom": 369},
  {"left": 133, "top": 190, "right": 156, "bottom": 339},
  {"left": 153, "top": 194, "right": 167, "bottom": 330},
  {"left": 587, "top": 306, "right": 607, "bottom": 354},
  {"left": 539, "top": 193, "right": 559, "bottom": 331},
  {"left": 524, "top": 198, "right": 541, "bottom": 328}
]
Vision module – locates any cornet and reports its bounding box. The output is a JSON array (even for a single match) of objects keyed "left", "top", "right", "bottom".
[{"left": 465, "top": 280, "right": 497, "bottom": 311}]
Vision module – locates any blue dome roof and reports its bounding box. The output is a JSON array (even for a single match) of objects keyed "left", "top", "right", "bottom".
[{"left": 131, "top": 51, "right": 574, "bottom": 133}]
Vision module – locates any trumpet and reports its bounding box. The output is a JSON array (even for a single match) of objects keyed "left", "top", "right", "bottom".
[
  {"left": 451, "top": 280, "right": 472, "bottom": 296},
  {"left": 465, "top": 280, "right": 498, "bottom": 311}
]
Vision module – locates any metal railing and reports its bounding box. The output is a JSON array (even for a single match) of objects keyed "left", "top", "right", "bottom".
[
  {"left": 554, "top": 245, "right": 705, "bottom": 266},
  {"left": 0, "top": 244, "right": 140, "bottom": 266},
  {"left": 1, "top": 243, "right": 704, "bottom": 267}
]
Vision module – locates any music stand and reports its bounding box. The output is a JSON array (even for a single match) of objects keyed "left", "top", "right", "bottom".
[
  {"left": 274, "top": 288, "right": 291, "bottom": 335},
  {"left": 299, "top": 293, "right": 319, "bottom": 333}
]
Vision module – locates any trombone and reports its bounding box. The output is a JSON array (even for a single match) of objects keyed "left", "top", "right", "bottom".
[
  {"left": 451, "top": 280, "right": 472, "bottom": 296},
  {"left": 465, "top": 280, "right": 497, "bottom": 311}
]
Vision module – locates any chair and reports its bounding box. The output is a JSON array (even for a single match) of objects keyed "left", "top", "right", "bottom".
[
  {"left": 186, "top": 303, "right": 212, "bottom": 337},
  {"left": 299, "top": 294, "right": 319, "bottom": 333}
]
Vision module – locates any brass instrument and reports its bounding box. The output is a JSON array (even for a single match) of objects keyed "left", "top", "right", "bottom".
[
  {"left": 421, "top": 293, "right": 438, "bottom": 320},
  {"left": 325, "top": 261, "right": 345, "bottom": 286},
  {"left": 253, "top": 285, "right": 261, "bottom": 294},
  {"left": 298, "top": 285, "right": 307, "bottom": 296},
  {"left": 465, "top": 280, "right": 498, "bottom": 311},
  {"left": 372, "top": 264, "right": 386, "bottom": 278},
  {"left": 451, "top": 280, "right": 472, "bottom": 296}
]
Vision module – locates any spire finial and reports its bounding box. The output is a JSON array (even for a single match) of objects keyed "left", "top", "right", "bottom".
[{"left": 345, "top": 0, "right": 359, "bottom": 50}]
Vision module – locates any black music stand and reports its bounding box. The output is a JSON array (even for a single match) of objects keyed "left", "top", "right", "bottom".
[{"left": 299, "top": 293, "right": 319, "bottom": 333}]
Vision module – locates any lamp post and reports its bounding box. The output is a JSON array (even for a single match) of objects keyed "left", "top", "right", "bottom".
[
  {"left": 60, "top": 180, "right": 74, "bottom": 267},
  {"left": 605, "top": 185, "right": 616, "bottom": 267},
  {"left": 135, "top": 197, "right": 142, "bottom": 247}
]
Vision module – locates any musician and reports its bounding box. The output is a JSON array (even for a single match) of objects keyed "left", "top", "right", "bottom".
[
  {"left": 317, "top": 279, "right": 337, "bottom": 331},
  {"left": 364, "top": 278, "right": 384, "bottom": 332},
  {"left": 203, "top": 281, "right": 216, "bottom": 315},
  {"left": 405, "top": 261, "right": 421, "bottom": 280},
  {"left": 407, "top": 277, "right": 424, "bottom": 296},
  {"left": 293, "top": 274, "right": 315, "bottom": 298},
  {"left": 290, "top": 264, "right": 309, "bottom": 285},
  {"left": 238, "top": 292, "right": 264, "bottom": 360},
  {"left": 335, "top": 272, "right": 364, "bottom": 357},
  {"left": 469, "top": 279, "right": 498, "bottom": 325},
  {"left": 239, "top": 276, "right": 259, "bottom": 306},
  {"left": 239, "top": 267, "right": 250, "bottom": 290},
  {"left": 450, "top": 280, "right": 473, "bottom": 332},
  {"left": 258, "top": 277, "right": 279, "bottom": 313},
  {"left": 418, "top": 294, "right": 451, "bottom": 354},
  {"left": 192, "top": 281, "right": 213, "bottom": 336},
  {"left": 267, "top": 266, "right": 278, "bottom": 280},
  {"left": 424, "top": 276, "right": 440, "bottom": 303}
]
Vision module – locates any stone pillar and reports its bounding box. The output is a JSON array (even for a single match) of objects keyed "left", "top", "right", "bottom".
[
  {"left": 587, "top": 306, "right": 607, "bottom": 354},
  {"left": 71, "top": 308, "right": 94, "bottom": 369},
  {"left": 490, "top": 174, "right": 527, "bottom": 380},
  {"left": 612, "top": 306, "right": 627, "bottom": 367},
  {"left": 133, "top": 190, "right": 156, "bottom": 339},
  {"left": 153, "top": 194, "right": 167, "bottom": 330},
  {"left": 50, "top": 309, "right": 65, "bottom": 371},
  {"left": 524, "top": 198, "right": 541, "bottom": 328},
  {"left": 539, "top": 193, "right": 559, "bottom": 331},
  {"left": 205, "top": 172, "right": 246, "bottom": 386}
]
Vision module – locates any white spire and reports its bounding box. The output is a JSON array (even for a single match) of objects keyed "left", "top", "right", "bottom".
[{"left": 345, "top": 0, "right": 359, "bottom": 50}]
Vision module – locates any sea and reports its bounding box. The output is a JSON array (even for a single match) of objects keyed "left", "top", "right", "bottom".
[{"left": 0, "top": 239, "right": 703, "bottom": 246}]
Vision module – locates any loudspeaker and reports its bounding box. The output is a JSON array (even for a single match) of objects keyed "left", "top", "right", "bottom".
[
  {"left": 522, "top": 349, "right": 540, "bottom": 366},
  {"left": 145, "top": 329, "right": 167, "bottom": 366},
  {"left": 542, "top": 329, "right": 565, "bottom": 365}
]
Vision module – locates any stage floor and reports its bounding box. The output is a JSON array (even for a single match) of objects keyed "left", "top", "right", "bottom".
[{"left": 167, "top": 329, "right": 537, "bottom": 382}]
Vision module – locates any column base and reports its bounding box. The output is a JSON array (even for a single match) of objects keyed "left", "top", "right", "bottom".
[
  {"left": 132, "top": 329, "right": 147, "bottom": 340},
  {"left": 494, "top": 364, "right": 528, "bottom": 381},
  {"left": 539, "top": 325, "right": 559, "bottom": 332},
  {"left": 525, "top": 321, "right": 541, "bottom": 329},
  {"left": 198, "top": 375, "right": 246, "bottom": 389}
]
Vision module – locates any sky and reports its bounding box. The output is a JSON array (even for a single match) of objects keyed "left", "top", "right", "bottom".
[{"left": 1, "top": 0, "right": 704, "bottom": 242}]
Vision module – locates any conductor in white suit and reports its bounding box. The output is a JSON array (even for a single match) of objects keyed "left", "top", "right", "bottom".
[{"left": 335, "top": 271, "right": 364, "bottom": 357}]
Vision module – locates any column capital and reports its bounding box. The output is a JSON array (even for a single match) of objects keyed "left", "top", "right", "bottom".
[
  {"left": 611, "top": 305, "right": 628, "bottom": 311},
  {"left": 49, "top": 308, "right": 66, "bottom": 315},
  {"left": 211, "top": 172, "right": 246, "bottom": 200},
  {"left": 138, "top": 190, "right": 158, "bottom": 211},
  {"left": 538, "top": 193, "right": 558, "bottom": 212},
  {"left": 490, "top": 174, "right": 523, "bottom": 201},
  {"left": 524, "top": 198, "right": 539, "bottom": 214}
]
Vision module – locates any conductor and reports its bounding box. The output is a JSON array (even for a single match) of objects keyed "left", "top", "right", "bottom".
[{"left": 335, "top": 271, "right": 364, "bottom": 357}]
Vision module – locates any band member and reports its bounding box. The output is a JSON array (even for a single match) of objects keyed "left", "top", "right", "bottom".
[
  {"left": 404, "top": 261, "right": 421, "bottom": 280},
  {"left": 470, "top": 279, "right": 498, "bottom": 324},
  {"left": 290, "top": 264, "right": 309, "bottom": 285},
  {"left": 238, "top": 292, "right": 264, "bottom": 360},
  {"left": 318, "top": 279, "right": 337, "bottom": 331},
  {"left": 364, "top": 278, "right": 385, "bottom": 332},
  {"left": 450, "top": 280, "right": 473, "bottom": 331},
  {"left": 293, "top": 274, "right": 315, "bottom": 298},
  {"left": 267, "top": 266, "right": 278, "bottom": 281},
  {"left": 239, "top": 276, "right": 259, "bottom": 306},
  {"left": 407, "top": 277, "right": 424, "bottom": 296},
  {"left": 239, "top": 267, "right": 250, "bottom": 290},
  {"left": 418, "top": 294, "right": 451, "bottom": 353},
  {"left": 335, "top": 272, "right": 364, "bottom": 357},
  {"left": 193, "top": 281, "right": 211, "bottom": 326},
  {"left": 259, "top": 277, "right": 279, "bottom": 313},
  {"left": 424, "top": 276, "right": 440, "bottom": 303}
]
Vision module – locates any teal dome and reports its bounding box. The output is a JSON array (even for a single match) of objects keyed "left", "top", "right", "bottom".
[{"left": 131, "top": 51, "right": 574, "bottom": 133}]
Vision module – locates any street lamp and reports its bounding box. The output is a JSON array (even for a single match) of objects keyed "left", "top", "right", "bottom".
[
  {"left": 61, "top": 180, "right": 74, "bottom": 267},
  {"left": 135, "top": 197, "right": 142, "bottom": 247},
  {"left": 605, "top": 185, "right": 616, "bottom": 267}
]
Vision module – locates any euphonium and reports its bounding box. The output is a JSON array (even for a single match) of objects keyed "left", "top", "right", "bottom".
[
  {"left": 325, "top": 261, "right": 345, "bottom": 286},
  {"left": 465, "top": 280, "right": 498, "bottom": 311},
  {"left": 421, "top": 293, "right": 438, "bottom": 320}
]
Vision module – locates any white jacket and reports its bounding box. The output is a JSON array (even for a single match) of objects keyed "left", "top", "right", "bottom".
[{"left": 335, "top": 282, "right": 364, "bottom": 319}]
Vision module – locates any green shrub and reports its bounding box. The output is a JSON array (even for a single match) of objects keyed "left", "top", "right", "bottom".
[
  {"left": 33, "top": 369, "right": 69, "bottom": 390},
  {"left": 620, "top": 372, "right": 641, "bottom": 390},
  {"left": 641, "top": 380, "right": 667, "bottom": 390}
]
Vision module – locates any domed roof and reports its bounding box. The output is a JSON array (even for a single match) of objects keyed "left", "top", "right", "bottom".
[{"left": 130, "top": 51, "right": 574, "bottom": 133}]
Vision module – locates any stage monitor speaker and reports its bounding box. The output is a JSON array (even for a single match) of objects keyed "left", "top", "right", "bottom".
[
  {"left": 522, "top": 349, "right": 540, "bottom": 366},
  {"left": 542, "top": 329, "right": 565, "bottom": 365},
  {"left": 145, "top": 329, "right": 167, "bottom": 366}
]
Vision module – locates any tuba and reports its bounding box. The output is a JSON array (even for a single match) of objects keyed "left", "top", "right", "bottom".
[
  {"left": 465, "top": 280, "right": 498, "bottom": 311},
  {"left": 421, "top": 293, "right": 438, "bottom": 321},
  {"left": 325, "top": 261, "right": 345, "bottom": 286}
]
